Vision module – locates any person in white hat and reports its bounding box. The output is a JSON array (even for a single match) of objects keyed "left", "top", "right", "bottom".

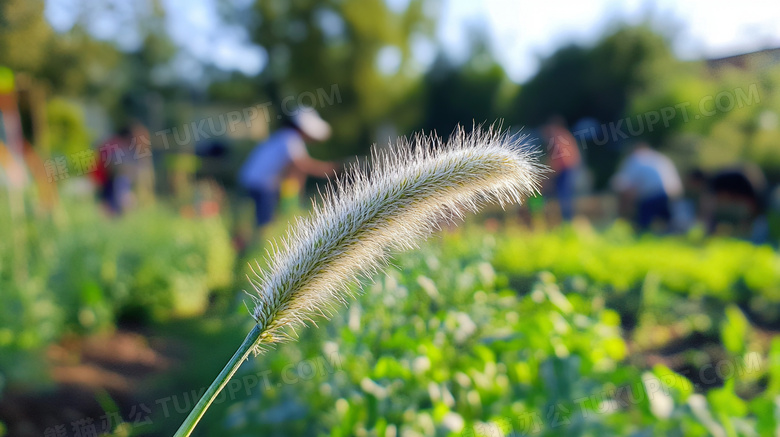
[{"left": 239, "top": 107, "right": 338, "bottom": 230}]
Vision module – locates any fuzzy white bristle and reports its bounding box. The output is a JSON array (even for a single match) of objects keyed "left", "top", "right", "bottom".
[{"left": 247, "top": 125, "right": 547, "bottom": 352}]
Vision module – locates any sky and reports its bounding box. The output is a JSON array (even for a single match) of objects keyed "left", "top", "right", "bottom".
[
  {"left": 45, "top": 0, "right": 780, "bottom": 84},
  {"left": 440, "top": 0, "right": 780, "bottom": 82}
]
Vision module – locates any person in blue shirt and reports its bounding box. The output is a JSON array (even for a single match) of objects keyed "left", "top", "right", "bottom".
[
  {"left": 239, "top": 108, "right": 338, "bottom": 229},
  {"left": 611, "top": 142, "right": 682, "bottom": 232}
]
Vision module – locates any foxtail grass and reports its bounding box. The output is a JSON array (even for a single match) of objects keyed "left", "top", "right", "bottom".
[{"left": 174, "top": 125, "right": 546, "bottom": 436}]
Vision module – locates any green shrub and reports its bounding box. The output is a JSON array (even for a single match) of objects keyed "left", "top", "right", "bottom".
[
  {"left": 492, "top": 223, "right": 780, "bottom": 305},
  {"left": 0, "top": 192, "right": 236, "bottom": 385}
]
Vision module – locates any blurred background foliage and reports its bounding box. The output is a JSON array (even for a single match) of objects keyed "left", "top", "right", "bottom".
[{"left": 2, "top": 0, "right": 780, "bottom": 171}]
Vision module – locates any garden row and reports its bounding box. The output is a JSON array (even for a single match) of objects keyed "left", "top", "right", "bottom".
[
  {"left": 0, "top": 193, "right": 235, "bottom": 385},
  {"left": 170, "top": 225, "right": 780, "bottom": 436}
]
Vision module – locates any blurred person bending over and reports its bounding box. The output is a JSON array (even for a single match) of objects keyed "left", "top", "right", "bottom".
[
  {"left": 239, "top": 108, "right": 338, "bottom": 240},
  {"left": 542, "top": 117, "right": 582, "bottom": 222},
  {"left": 707, "top": 164, "right": 768, "bottom": 244},
  {"left": 93, "top": 126, "right": 135, "bottom": 215},
  {"left": 611, "top": 142, "right": 682, "bottom": 232}
]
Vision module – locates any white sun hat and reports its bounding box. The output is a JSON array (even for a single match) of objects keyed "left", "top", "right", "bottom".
[{"left": 291, "top": 108, "right": 332, "bottom": 142}]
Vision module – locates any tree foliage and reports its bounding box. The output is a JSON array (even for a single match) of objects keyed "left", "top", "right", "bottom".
[{"left": 225, "top": 0, "right": 435, "bottom": 156}]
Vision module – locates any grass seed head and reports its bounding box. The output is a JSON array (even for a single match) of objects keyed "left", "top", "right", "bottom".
[{"left": 248, "top": 125, "right": 547, "bottom": 352}]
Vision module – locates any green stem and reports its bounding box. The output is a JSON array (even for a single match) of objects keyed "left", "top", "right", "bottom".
[{"left": 173, "top": 324, "right": 263, "bottom": 437}]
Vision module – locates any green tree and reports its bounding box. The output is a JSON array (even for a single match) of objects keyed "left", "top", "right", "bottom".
[
  {"left": 513, "top": 25, "right": 677, "bottom": 127},
  {"left": 416, "top": 34, "right": 515, "bottom": 137},
  {"left": 0, "top": 0, "right": 52, "bottom": 73},
  {"left": 236, "top": 0, "right": 434, "bottom": 157},
  {"left": 511, "top": 25, "right": 680, "bottom": 188},
  {"left": 630, "top": 50, "right": 780, "bottom": 181}
]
